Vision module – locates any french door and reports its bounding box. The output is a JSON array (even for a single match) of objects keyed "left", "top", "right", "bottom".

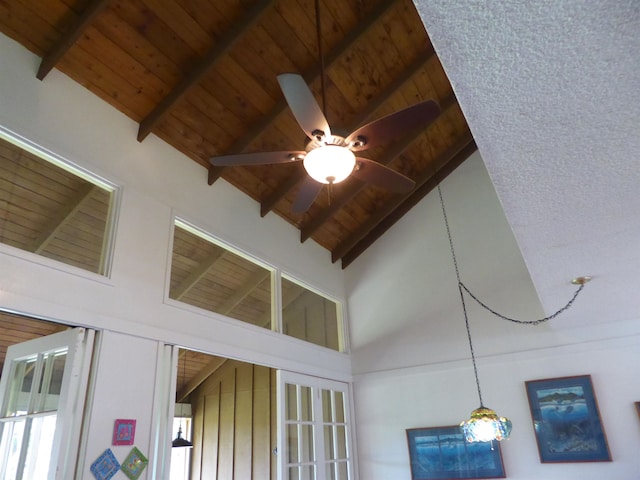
[
  {"left": 0, "top": 327, "right": 94, "bottom": 480},
  {"left": 277, "top": 371, "right": 354, "bottom": 480}
]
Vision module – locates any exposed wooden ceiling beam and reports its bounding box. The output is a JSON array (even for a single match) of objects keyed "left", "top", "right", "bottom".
[
  {"left": 29, "top": 183, "right": 96, "bottom": 253},
  {"left": 333, "top": 131, "right": 477, "bottom": 265},
  {"left": 258, "top": 282, "right": 306, "bottom": 328},
  {"left": 260, "top": 170, "right": 306, "bottom": 217},
  {"left": 300, "top": 94, "right": 457, "bottom": 243},
  {"left": 218, "top": 269, "right": 270, "bottom": 315},
  {"left": 260, "top": 47, "right": 436, "bottom": 217},
  {"left": 340, "top": 140, "right": 477, "bottom": 268},
  {"left": 207, "top": 0, "right": 399, "bottom": 185},
  {"left": 137, "top": 0, "right": 276, "bottom": 142},
  {"left": 36, "top": 0, "right": 111, "bottom": 80},
  {"left": 177, "top": 354, "right": 227, "bottom": 402},
  {"left": 172, "top": 249, "right": 226, "bottom": 300}
]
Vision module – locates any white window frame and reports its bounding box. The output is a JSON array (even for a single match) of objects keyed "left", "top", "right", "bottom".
[{"left": 0, "top": 126, "right": 121, "bottom": 279}]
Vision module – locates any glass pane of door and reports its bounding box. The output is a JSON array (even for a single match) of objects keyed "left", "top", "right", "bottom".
[
  {"left": 0, "top": 327, "right": 93, "bottom": 480},
  {"left": 278, "top": 372, "right": 353, "bottom": 480}
]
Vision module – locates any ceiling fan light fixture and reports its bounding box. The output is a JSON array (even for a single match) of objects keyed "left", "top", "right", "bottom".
[{"left": 303, "top": 145, "right": 355, "bottom": 184}]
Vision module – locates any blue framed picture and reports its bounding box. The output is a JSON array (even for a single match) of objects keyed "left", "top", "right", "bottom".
[
  {"left": 90, "top": 448, "right": 120, "bottom": 480},
  {"left": 406, "top": 425, "right": 506, "bottom": 479},
  {"left": 525, "top": 375, "right": 611, "bottom": 463}
]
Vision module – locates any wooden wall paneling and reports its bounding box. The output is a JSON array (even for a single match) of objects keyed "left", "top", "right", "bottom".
[
  {"left": 271, "top": 369, "right": 277, "bottom": 479},
  {"left": 234, "top": 363, "right": 254, "bottom": 478},
  {"left": 190, "top": 359, "right": 276, "bottom": 479},
  {"left": 203, "top": 386, "right": 222, "bottom": 478},
  {"left": 253, "top": 365, "right": 272, "bottom": 479},
  {"left": 218, "top": 363, "right": 236, "bottom": 478},
  {"left": 190, "top": 392, "right": 204, "bottom": 479}
]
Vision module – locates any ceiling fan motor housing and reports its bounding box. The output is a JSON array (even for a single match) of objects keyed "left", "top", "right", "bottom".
[{"left": 304, "top": 136, "right": 356, "bottom": 184}]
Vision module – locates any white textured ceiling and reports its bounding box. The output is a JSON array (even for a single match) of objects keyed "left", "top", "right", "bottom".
[{"left": 414, "top": 1, "right": 640, "bottom": 328}]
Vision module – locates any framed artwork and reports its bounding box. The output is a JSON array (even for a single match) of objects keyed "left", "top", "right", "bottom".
[
  {"left": 121, "top": 446, "right": 148, "bottom": 480},
  {"left": 525, "top": 375, "right": 611, "bottom": 463},
  {"left": 90, "top": 448, "right": 120, "bottom": 480},
  {"left": 635, "top": 402, "right": 640, "bottom": 420},
  {"left": 406, "top": 425, "right": 506, "bottom": 479},
  {"left": 113, "top": 418, "right": 136, "bottom": 446}
]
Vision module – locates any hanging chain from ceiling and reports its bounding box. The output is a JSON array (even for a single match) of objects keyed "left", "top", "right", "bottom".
[{"left": 438, "top": 185, "right": 586, "bottom": 326}]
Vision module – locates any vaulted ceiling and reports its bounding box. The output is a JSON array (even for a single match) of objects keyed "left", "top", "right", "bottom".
[
  {"left": 0, "top": 0, "right": 469, "bottom": 388},
  {"left": 0, "top": 0, "right": 474, "bottom": 268}
]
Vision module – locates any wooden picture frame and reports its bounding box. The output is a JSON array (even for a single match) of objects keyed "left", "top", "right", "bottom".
[
  {"left": 525, "top": 375, "right": 611, "bottom": 463},
  {"left": 406, "top": 425, "right": 506, "bottom": 479}
]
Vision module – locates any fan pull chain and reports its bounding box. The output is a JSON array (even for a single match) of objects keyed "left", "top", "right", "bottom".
[{"left": 438, "top": 185, "right": 585, "bottom": 325}]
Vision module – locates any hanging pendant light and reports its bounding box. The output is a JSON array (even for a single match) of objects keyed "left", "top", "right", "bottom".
[
  {"left": 436, "top": 184, "right": 589, "bottom": 443},
  {"left": 172, "top": 349, "right": 193, "bottom": 448},
  {"left": 172, "top": 424, "right": 193, "bottom": 448},
  {"left": 456, "top": 280, "right": 512, "bottom": 443},
  {"left": 438, "top": 186, "right": 511, "bottom": 443}
]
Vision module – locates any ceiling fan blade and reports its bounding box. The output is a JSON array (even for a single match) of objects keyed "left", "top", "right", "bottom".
[
  {"left": 277, "top": 73, "right": 331, "bottom": 141},
  {"left": 351, "top": 157, "right": 416, "bottom": 193},
  {"left": 209, "top": 150, "right": 305, "bottom": 166},
  {"left": 345, "top": 100, "right": 440, "bottom": 151},
  {"left": 292, "top": 176, "right": 323, "bottom": 214}
]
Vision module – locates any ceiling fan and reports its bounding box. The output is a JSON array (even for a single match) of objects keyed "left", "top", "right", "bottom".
[{"left": 209, "top": 73, "right": 440, "bottom": 213}]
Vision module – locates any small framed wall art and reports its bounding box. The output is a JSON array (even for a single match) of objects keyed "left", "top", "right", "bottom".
[
  {"left": 90, "top": 448, "right": 120, "bottom": 480},
  {"left": 113, "top": 419, "right": 136, "bottom": 446},
  {"left": 406, "top": 425, "right": 506, "bottom": 479},
  {"left": 525, "top": 375, "right": 611, "bottom": 463},
  {"left": 121, "top": 446, "right": 149, "bottom": 480}
]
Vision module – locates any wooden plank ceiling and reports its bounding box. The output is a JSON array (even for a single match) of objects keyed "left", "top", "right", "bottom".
[{"left": 0, "top": 0, "right": 475, "bottom": 268}]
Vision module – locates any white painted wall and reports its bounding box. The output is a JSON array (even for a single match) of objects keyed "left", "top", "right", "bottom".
[
  {"left": 346, "top": 155, "right": 640, "bottom": 479},
  {"left": 78, "top": 331, "right": 164, "bottom": 480}
]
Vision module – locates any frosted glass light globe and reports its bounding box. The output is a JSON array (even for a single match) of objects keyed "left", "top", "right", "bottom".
[{"left": 303, "top": 145, "right": 356, "bottom": 184}]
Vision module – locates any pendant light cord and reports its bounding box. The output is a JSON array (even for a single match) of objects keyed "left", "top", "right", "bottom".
[
  {"left": 437, "top": 185, "right": 587, "bottom": 405},
  {"left": 437, "top": 185, "right": 586, "bottom": 326},
  {"left": 438, "top": 185, "right": 484, "bottom": 405}
]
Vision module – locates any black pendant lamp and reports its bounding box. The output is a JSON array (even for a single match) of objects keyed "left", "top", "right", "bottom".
[{"left": 172, "top": 349, "right": 193, "bottom": 448}]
